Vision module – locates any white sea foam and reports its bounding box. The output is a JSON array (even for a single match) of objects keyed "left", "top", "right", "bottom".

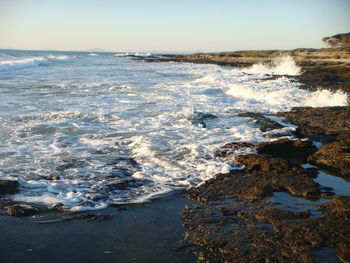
[
  {"left": 0, "top": 55, "right": 73, "bottom": 71},
  {"left": 244, "top": 56, "right": 301, "bottom": 76},
  {"left": 137, "top": 53, "right": 151, "bottom": 57},
  {"left": 303, "top": 89, "right": 349, "bottom": 107},
  {"left": 114, "top": 53, "right": 130, "bottom": 57}
]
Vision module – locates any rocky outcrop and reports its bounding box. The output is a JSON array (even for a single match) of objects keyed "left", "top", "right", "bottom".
[
  {"left": 238, "top": 112, "right": 284, "bottom": 132},
  {"left": 187, "top": 153, "right": 320, "bottom": 203},
  {"left": 308, "top": 131, "right": 350, "bottom": 178},
  {"left": 255, "top": 138, "right": 316, "bottom": 162},
  {"left": 216, "top": 138, "right": 317, "bottom": 163},
  {"left": 277, "top": 106, "right": 350, "bottom": 139},
  {"left": 181, "top": 154, "right": 349, "bottom": 262},
  {"left": 0, "top": 180, "right": 19, "bottom": 195},
  {"left": 323, "top": 32, "right": 350, "bottom": 48},
  {"left": 277, "top": 107, "right": 350, "bottom": 177},
  {"left": 142, "top": 47, "right": 350, "bottom": 92},
  {"left": 7, "top": 204, "right": 39, "bottom": 217}
]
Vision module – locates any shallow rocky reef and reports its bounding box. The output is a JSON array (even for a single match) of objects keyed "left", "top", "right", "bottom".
[
  {"left": 181, "top": 105, "right": 350, "bottom": 262},
  {"left": 0, "top": 180, "right": 20, "bottom": 195},
  {"left": 278, "top": 106, "right": 350, "bottom": 178},
  {"left": 181, "top": 147, "right": 349, "bottom": 262}
]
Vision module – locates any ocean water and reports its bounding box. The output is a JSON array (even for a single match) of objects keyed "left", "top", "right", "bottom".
[{"left": 0, "top": 50, "right": 348, "bottom": 211}]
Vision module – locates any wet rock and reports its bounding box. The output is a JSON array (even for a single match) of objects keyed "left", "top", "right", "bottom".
[
  {"left": 215, "top": 142, "right": 254, "bottom": 157},
  {"left": 189, "top": 112, "right": 217, "bottom": 128},
  {"left": 107, "top": 178, "right": 138, "bottom": 191},
  {"left": 277, "top": 106, "right": 350, "bottom": 138},
  {"left": 7, "top": 204, "right": 39, "bottom": 217},
  {"left": 298, "top": 60, "right": 350, "bottom": 92},
  {"left": 49, "top": 202, "right": 65, "bottom": 212},
  {"left": 182, "top": 189, "right": 349, "bottom": 262},
  {"left": 308, "top": 132, "right": 350, "bottom": 178},
  {"left": 238, "top": 112, "right": 285, "bottom": 132},
  {"left": 255, "top": 208, "right": 310, "bottom": 230},
  {"left": 188, "top": 154, "right": 320, "bottom": 203},
  {"left": 0, "top": 180, "right": 20, "bottom": 195},
  {"left": 73, "top": 213, "right": 112, "bottom": 222},
  {"left": 278, "top": 107, "right": 350, "bottom": 177},
  {"left": 255, "top": 138, "right": 317, "bottom": 162}
]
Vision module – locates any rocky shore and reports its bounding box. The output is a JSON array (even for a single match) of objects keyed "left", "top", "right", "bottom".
[
  {"left": 181, "top": 106, "right": 350, "bottom": 262},
  {"left": 159, "top": 47, "right": 350, "bottom": 262},
  {"left": 1, "top": 45, "right": 349, "bottom": 262},
  {"left": 142, "top": 47, "right": 350, "bottom": 93}
]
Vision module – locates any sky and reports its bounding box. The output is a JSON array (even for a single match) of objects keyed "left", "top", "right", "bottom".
[{"left": 1, "top": 0, "right": 349, "bottom": 52}]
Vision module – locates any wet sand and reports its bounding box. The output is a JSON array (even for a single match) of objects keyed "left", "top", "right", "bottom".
[{"left": 0, "top": 194, "right": 195, "bottom": 263}]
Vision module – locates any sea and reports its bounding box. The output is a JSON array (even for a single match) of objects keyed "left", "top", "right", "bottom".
[{"left": 0, "top": 49, "right": 348, "bottom": 211}]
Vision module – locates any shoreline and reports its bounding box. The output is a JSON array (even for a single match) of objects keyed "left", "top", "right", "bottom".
[
  {"left": 142, "top": 47, "right": 350, "bottom": 93},
  {"left": 0, "top": 193, "right": 195, "bottom": 263},
  {"left": 1, "top": 47, "right": 349, "bottom": 262},
  {"left": 147, "top": 48, "right": 350, "bottom": 262}
]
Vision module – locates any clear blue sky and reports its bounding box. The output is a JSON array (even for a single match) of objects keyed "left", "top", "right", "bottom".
[{"left": 1, "top": 0, "right": 349, "bottom": 52}]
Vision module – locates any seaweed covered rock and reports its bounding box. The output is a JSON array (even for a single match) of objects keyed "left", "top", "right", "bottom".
[
  {"left": 238, "top": 112, "right": 284, "bottom": 132},
  {"left": 7, "top": 204, "right": 39, "bottom": 217},
  {"left": 188, "top": 154, "right": 320, "bottom": 203},
  {"left": 277, "top": 106, "right": 350, "bottom": 138},
  {"left": 308, "top": 131, "right": 350, "bottom": 178},
  {"left": 255, "top": 138, "right": 316, "bottom": 162},
  {"left": 182, "top": 177, "right": 349, "bottom": 262},
  {"left": 0, "top": 180, "right": 20, "bottom": 195}
]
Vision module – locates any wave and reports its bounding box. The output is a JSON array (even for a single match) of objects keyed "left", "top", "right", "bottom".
[
  {"left": 114, "top": 53, "right": 130, "bottom": 57},
  {"left": 134, "top": 52, "right": 152, "bottom": 57},
  {"left": 0, "top": 55, "right": 73, "bottom": 71},
  {"left": 244, "top": 56, "right": 301, "bottom": 76},
  {"left": 113, "top": 52, "right": 152, "bottom": 57},
  {"left": 225, "top": 78, "right": 348, "bottom": 109},
  {"left": 303, "top": 89, "right": 349, "bottom": 107}
]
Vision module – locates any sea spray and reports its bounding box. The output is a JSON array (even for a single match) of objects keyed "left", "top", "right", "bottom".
[{"left": 244, "top": 56, "right": 301, "bottom": 75}]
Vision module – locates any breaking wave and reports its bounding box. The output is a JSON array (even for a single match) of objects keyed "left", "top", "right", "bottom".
[
  {"left": 0, "top": 55, "right": 73, "bottom": 71},
  {"left": 303, "top": 89, "right": 349, "bottom": 107},
  {"left": 244, "top": 56, "right": 301, "bottom": 76}
]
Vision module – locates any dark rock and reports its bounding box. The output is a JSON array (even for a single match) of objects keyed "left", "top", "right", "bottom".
[
  {"left": 308, "top": 131, "right": 350, "bottom": 178},
  {"left": 182, "top": 188, "right": 349, "bottom": 262},
  {"left": 7, "top": 204, "right": 39, "bottom": 217},
  {"left": 255, "top": 138, "right": 317, "bottom": 162},
  {"left": 238, "top": 112, "right": 285, "bottom": 132},
  {"left": 256, "top": 208, "right": 310, "bottom": 224},
  {"left": 297, "top": 62, "right": 350, "bottom": 93},
  {"left": 277, "top": 106, "right": 350, "bottom": 138},
  {"left": 188, "top": 154, "right": 320, "bottom": 203},
  {"left": 49, "top": 202, "right": 65, "bottom": 212},
  {"left": 189, "top": 112, "right": 217, "bottom": 128},
  {"left": 0, "top": 180, "right": 20, "bottom": 195},
  {"left": 107, "top": 178, "right": 137, "bottom": 191},
  {"left": 215, "top": 142, "right": 253, "bottom": 157}
]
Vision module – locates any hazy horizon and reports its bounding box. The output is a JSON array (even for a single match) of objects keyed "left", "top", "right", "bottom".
[{"left": 1, "top": 0, "right": 350, "bottom": 52}]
